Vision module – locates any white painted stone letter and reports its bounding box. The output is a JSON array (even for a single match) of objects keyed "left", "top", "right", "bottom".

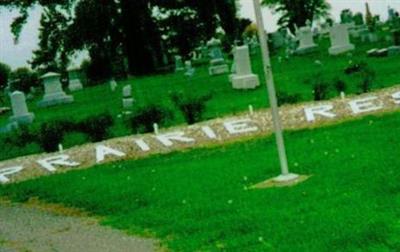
[
  {"left": 155, "top": 132, "right": 195, "bottom": 147},
  {"left": 96, "top": 145, "right": 126, "bottom": 163},
  {"left": 305, "top": 105, "right": 336, "bottom": 122},
  {"left": 202, "top": 126, "right": 217, "bottom": 139},
  {"left": 37, "top": 155, "right": 80, "bottom": 172},
  {"left": 392, "top": 91, "right": 400, "bottom": 105},
  {"left": 224, "top": 119, "right": 258, "bottom": 134},
  {"left": 0, "top": 166, "right": 23, "bottom": 184},
  {"left": 134, "top": 139, "right": 151, "bottom": 152},
  {"left": 349, "top": 96, "right": 383, "bottom": 114}
]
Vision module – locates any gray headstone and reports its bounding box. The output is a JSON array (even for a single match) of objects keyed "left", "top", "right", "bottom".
[
  {"left": 328, "top": 24, "right": 355, "bottom": 55},
  {"left": 295, "top": 26, "right": 317, "bottom": 54},
  {"left": 231, "top": 45, "right": 260, "bottom": 90},
  {"left": 9, "top": 91, "right": 34, "bottom": 125},
  {"left": 38, "top": 72, "right": 74, "bottom": 107},
  {"left": 68, "top": 68, "right": 83, "bottom": 92}
]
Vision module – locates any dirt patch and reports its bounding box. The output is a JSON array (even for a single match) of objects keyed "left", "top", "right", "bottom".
[{"left": 0, "top": 200, "right": 161, "bottom": 252}]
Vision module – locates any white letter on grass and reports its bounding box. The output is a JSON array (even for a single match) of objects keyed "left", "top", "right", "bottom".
[
  {"left": 392, "top": 91, "right": 400, "bottom": 105},
  {"left": 0, "top": 166, "right": 24, "bottom": 184},
  {"left": 224, "top": 119, "right": 258, "bottom": 135},
  {"left": 304, "top": 105, "right": 336, "bottom": 122},
  {"left": 155, "top": 132, "right": 195, "bottom": 147},
  {"left": 37, "top": 155, "right": 80, "bottom": 172},
  {"left": 201, "top": 126, "right": 217, "bottom": 139},
  {"left": 134, "top": 139, "right": 150, "bottom": 152},
  {"left": 349, "top": 96, "right": 383, "bottom": 114},
  {"left": 96, "top": 145, "right": 126, "bottom": 163}
]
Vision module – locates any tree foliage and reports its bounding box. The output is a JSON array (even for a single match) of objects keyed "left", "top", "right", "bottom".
[
  {"left": 1, "top": 0, "right": 240, "bottom": 76},
  {"left": 0, "top": 63, "right": 12, "bottom": 91},
  {"left": 262, "top": 0, "right": 330, "bottom": 32}
]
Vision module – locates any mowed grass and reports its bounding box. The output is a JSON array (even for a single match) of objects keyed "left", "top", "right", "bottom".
[
  {"left": 1, "top": 36, "right": 399, "bottom": 133},
  {"left": 1, "top": 111, "right": 400, "bottom": 251},
  {"left": 1, "top": 36, "right": 400, "bottom": 162}
]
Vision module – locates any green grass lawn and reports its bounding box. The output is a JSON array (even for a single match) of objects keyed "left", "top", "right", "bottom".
[
  {"left": 2, "top": 111, "right": 400, "bottom": 251},
  {"left": 1, "top": 36, "right": 399, "bottom": 161}
]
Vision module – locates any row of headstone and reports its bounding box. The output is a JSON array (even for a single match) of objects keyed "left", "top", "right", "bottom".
[
  {"left": 3, "top": 69, "right": 83, "bottom": 131},
  {"left": 367, "top": 46, "right": 400, "bottom": 57},
  {"left": 294, "top": 23, "right": 355, "bottom": 55}
]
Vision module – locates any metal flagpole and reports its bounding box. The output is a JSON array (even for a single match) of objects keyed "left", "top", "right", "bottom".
[{"left": 252, "top": 0, "right": 299, "bottom": 182}]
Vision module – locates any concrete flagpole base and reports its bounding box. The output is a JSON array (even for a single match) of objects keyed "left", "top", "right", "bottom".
[{"left": 251, "top": 174, "right": 311, "bottom": 189}]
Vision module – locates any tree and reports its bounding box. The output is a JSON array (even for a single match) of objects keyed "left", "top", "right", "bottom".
[
  {"left": 2, "top": 0, "right": 240, "bottom": 76},
  {"left": 30, "top": 5, "right": 71, "bottom": 73},
  {"left": 0, "top": 62, "right": 12, "bottom": 91},
  {"left": 262, "top": 0, "right": 330, "bottom": 32},
  {"left": 9, "top": 68, "right": 39, "bottom": 93}
]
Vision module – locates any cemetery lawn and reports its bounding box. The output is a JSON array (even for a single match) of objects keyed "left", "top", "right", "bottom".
[
  {"left": 1, "top": 111, "right": 400, "bottom": 251},
  {"left": 1, "top": 38, "right": 400, "bottom": 161}
]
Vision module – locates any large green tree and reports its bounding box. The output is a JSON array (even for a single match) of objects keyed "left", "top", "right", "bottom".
[
  {"left": 262, "top": 0, "right": 330, "bottom": 32},
  {"left": 1, "top": 0, "right": 240, "bottom": 76}
]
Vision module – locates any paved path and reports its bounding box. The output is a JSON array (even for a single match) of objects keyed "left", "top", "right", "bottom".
[{"left": 0, "top": 202, "right": 158, "bottom": 252}]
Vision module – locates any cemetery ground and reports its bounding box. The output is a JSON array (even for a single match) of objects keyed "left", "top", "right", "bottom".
[
  {"left": 1, "top": 111, "right": 400, "bottom": 251},
  {"left": 1, "top": 38, "right": 400, "bottom": 161}
]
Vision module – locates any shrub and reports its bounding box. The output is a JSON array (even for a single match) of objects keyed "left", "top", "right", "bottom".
[
  {"left": 3, "top": 125, "right": 36, "bottom": 147},
  {"left": 313, "top": 83, "right": 329, "bottom": 101},
  {"left": 333, "top": 78, "right": 347, "bottom": 94},
  {"left": 76, "top": 113, "right": 114, "bottom": 142},
  {"left": 9, "top": 68, "right": 39, "bottom": 93},
  {"left": 276, "top": 92, "right": 302, "bottom": 106},
  {"left": 37, "top": 120, "right": 75, "bottom": 152},
  {"left": 127, "top": 105, "right": 173, "bottom": 133},
  {"left": 344, "top": 61, "right": 367, "bottom": 75},
  {"left": 358, "top": 66, "right": 376, "bottom": 93},
  {"left": 170, "top": 92, "right": 212, "bottom": 124}
]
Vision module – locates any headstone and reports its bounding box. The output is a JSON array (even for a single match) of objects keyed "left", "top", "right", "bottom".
[
  {"left": 109, "top": 79, "right": 118, "bottom": 92},
  {"left": 67, "top": 67, "right": 83, "bottom": 92},
  {"left": 295, "top": 26, "right": 317, "bottom": 54},
  {"left": 122, "top": 85, "right": 134, "bottom": 110},
  {"left": 367, "top": 48, "right": 379, "bottom": 57},
  {"left": 200, "top": 44, "right": 209, "bottom": 59},
  {"left": 207, "top": 38, "right": 229, "bottom": 76},
  {"left": 184, "top": 60, "right": 195, "bottom": 77},
  {"left": 388, "top": 46, "right": 400, "bottom": 56},
  {"left": 38, "top": 72, "right": 74, "bottom": 107},
  {"left": 9, "top": 91, "right": 34, "bottom": 125},
  {"left": 328, "top": 24, "right": 355, "bottom": 55},
  {"left": 231, "top": 45, "right": 260, "bottom": 89},
  {"left": 175, "top": 56, "right": 185, "bottom": 72},
  {"left": 270, "top": 31, "right": 286, "bottom": 49}
]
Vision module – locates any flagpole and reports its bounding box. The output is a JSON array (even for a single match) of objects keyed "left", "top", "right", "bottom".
[{"left": 252, "top": 0, "right": 298, "bottom": 182}]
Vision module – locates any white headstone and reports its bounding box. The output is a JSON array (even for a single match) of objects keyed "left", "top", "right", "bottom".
[
  {"left": 67, "top": 67, "right": 83, "bottom": 92},
  {"left": 123, "top": 85, "right": 132, "bottom": 98},
  {"left": 295, "top": 26, "right": 317, "bottom": 54},
  {"left": 110, "top": 79, "right": 118, "bottom": 92},
  {"left": 122, "top": 85, "right": 134, "bottom": 110},
  {"left": 38, "top": 72, "right": 74, "bottom": 107},
  {"left": 9, "top": 91, "right": 34, "bottom": 125},
  {"left": 184, "top": 60, "right": 195, "bottom": 77},
  {"left": 328, "top": 24, "right": 355, "bottom": 55},
  {"left": 175, "top": 56, "right": 185, "bottom": 72},
  {"left": 231, "top": 45, "right": 260, "bottom": 89}
]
